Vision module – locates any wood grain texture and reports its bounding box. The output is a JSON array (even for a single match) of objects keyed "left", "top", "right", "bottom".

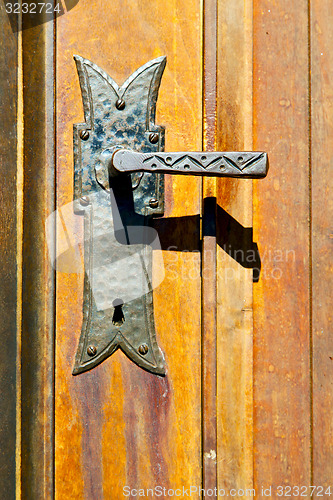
[
  {"left": 202, "top": 0, "right": 218, "bottom": 494},
  {"left": 20, "top": 15, "right": 56, "bottom": 500},
  {"left": 253, "top": 0, "right": 311, "bottom": 491},
  {"left": 216, "top": 1, "right": 254, "bottom": 497},
  {"left": 202, "top": 202, "right": 218, "bottom": 495},
  {"left": 311, "top": 0, "right": 333, "bottom": 489},
  {"left": 55, "top": 0, "right": 202, "bottom": 497},
  {"left": 0, "top": 4, "right": 18, "bottom": 498}
]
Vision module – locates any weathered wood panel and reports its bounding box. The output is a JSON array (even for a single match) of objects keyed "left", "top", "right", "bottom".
[
  {"left": 216, "top": 0, "right": 254, "bottom": 495},
  {"left": 55, "top": 0, "right": 202, "bottom": 497},
  {"left": 311, "top": 0, "right": 333, "bottom": 489},
  {"left": 21, "top": 15, "right": 56, "bottom": 499},
  {"left": 0, "top": 4, "right": 18, "bottom": 498},
  {"left": 253, "top": 0, "right": 311, "bottom": 491},
  {"left": 202, "top": 0, "right": 218, "bottom": 493}
]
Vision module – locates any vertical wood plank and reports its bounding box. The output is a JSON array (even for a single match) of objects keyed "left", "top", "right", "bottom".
[
  {"left": 55, "top": 0, "right": 202, "bottom": 497},
  {"left": 0, "top": 4, "right": 18, "bottom": 498},
  {"left": 202, "top": 0, "right": 218, "bottom": 493},
  {"left": 253, "top": 0, "right": 311, "bottom": 490},
  {"left": 21, "top": 14, "right": 56, "bottom": 498},
  {"left": 202, "top": 194, "right": 218, "bottom": 493},
  {"left": 311, "top": 0, "right": 333, "bottom": 489},
  {"left": 216, "top": 1, "right": 254, "bottom": 495}
]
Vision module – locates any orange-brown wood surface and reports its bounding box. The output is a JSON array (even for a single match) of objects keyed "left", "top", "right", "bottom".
[
  {"left": 311, "top": 0, "right": 333, "bottom": 489},
  {"left": 202, "top": 0, "right": 218, "bottom": 494},
  {"left": 0, "top": 5, "right": 19, "bottom": 498},
  {"left": 253, "top": 0, "right": 311, "bottom": 492},
  {"left": 216, "top": 1, "right": 254, "bottom": 496},
  {"left": 55, "top": 0, "right": 202, "bottom": 497}
]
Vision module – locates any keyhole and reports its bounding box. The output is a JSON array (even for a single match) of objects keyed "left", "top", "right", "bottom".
[{"left": 112, "top": 300, "right": 125, "bottom": 326}]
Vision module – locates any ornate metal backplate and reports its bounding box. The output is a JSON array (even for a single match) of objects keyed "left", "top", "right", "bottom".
[{"left": 72, "top": 56, "right": 167, "bottom": 375}]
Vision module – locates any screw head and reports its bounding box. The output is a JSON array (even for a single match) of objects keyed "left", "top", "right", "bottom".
[
  {"left": 138, "top": 344, "right": 149, "bottom": 355},
  {"left": 149, "top": 198, "right": 159, "bottom": 209},
  {"left": 149, "top": 132, "right": 159, "bottom": 144},
  {"left": 115, "top": 98, "right": 125, "bottom": 110},
  {"left": 87, "top": 345, "right": 97, "bottom": 356},
  {"left": 80, "top": 130, "right": 90, "bottom": 141},
  {"left": 80, "top": 196, "right": 90, "bottom": 206}
]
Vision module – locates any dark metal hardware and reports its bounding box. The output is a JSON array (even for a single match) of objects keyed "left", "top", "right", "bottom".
[
  {"left": 79, "top": 129, "right": 90, "bottom": 141},
  {"left": 149, "top": 132, "right": 159, "bottom": 144},
  {"left": 79, "top": 195, "right": 90, "bottom": 206},
  {"left": 72, "top": 55, "right": 166, "bottom": 377},
  {"left": 139, "top": 344, "right": 149, "bottom": 355},
  {"left": 87, "top": 345, "right": 97, "bottom": 357},
  {"left": 115, "top": 98, "right": 126, "bottom": 110},
  {"left": 71, "top": 55, "right": 268, "bottom": 377},
  {"left": 111, "top": 150, "right": 268, "bottom": 178},
  {"left": 149, "top": 198, "right": 159, "bottom": 208}
]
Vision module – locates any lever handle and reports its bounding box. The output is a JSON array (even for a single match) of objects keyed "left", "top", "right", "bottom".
[{"left": 112, "top": 149, "right": 268, "bottom": 178}]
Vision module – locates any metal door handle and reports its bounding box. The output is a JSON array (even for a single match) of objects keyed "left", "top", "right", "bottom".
[
  {"left": 71, "top": 55, "right": 268, "bottom": 376},
  {"left": 111, "top": 149, "right": 268, "bottom": 178}
]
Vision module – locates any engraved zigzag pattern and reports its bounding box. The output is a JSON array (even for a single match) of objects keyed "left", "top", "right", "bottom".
[{"left": 143, "top": 153, "right": 264, "bottom": 171}]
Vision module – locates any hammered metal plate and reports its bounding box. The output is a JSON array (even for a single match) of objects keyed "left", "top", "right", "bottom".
[{"left": 72, "top": 56, "right": 166, "bottom": 375}]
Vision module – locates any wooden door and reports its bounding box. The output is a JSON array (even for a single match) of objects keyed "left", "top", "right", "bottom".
[{"left": 1, "top": 0, "right": 333, "bottom": 498}]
